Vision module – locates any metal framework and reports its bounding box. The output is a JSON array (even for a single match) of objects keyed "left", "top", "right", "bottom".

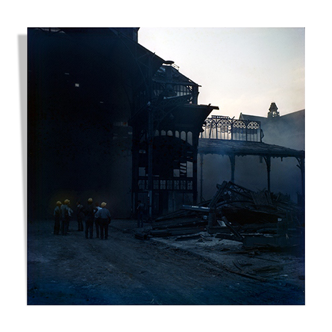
[
  {"left": 131, "top": 62, "right": 217, "bottom": 217},
  {"left": 198, "top": 138, "right": 305, "bottom": 201},
  {"left": 200, "top": 115, "right": 262, "bottom": 142}
]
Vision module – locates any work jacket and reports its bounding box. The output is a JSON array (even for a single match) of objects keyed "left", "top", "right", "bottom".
[
  {"left": 85, "top": 203, "right": 95, "bottom": 220},
  {"left": 60, "top": 204, "right": 73, "bottom": 219},
  {"left": 54, "top": 206, "right": 61, "bottom": 219},
  {"left": 77, "top": 204, "right": 85, "bottom": 219},
  {"left": 95, "top": 207, "right": 111, "bottom": 221}
]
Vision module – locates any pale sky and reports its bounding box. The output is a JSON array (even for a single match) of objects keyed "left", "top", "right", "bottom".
[{"left": 138, "top": 27, "right": 305, "bottom": 119}]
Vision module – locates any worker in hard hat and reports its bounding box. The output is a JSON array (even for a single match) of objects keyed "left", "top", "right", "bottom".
[
  {"left": 84, "top": 198, "right": 95, "bottom": 239},
  {"left": 60, "top": 199, "right": 73, "bottom": 235},
  {"left": 76, "top": 201, "right": 84, "bottom": 231},
  {"left": 94, "top": 202, "right": 102, "bottom": 238},
  {"left": 53, "top": 201, "right": 62, "bottom": 235},
  {"left": 94, "top": 202, "right": 111, "bottom": 240}
]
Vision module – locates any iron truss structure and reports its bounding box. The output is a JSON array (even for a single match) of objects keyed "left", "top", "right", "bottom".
[{"left": 200, "top": 115, "right": 263, "bottom": 142}]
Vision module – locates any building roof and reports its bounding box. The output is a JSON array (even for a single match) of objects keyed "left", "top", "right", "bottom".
[
  {"left": 153, "top": 64, "right": 200, "bottom": 86},
  {"left": 240, "top": 109, "right": 305, "bottom": 123},
  {"left": 131, "top": 99, "right": 218, "bottom": 133},
  {"left": 239, "top": 113, "right": 267, "bottom": 122},
  {"left": 198, "top": 139, "right": 304, "bottom": 159}
]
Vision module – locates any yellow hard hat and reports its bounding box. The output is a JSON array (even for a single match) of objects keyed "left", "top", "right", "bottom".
[
  {"left": 101, "top": 202, "right": 107, "bottom": 207},
  {"left": 88, "top": 198, "right": 93, "bottom": 203},
  {"left": 64, "top": 199, "right": 70, "bottom": 204},
  {"left": 56, "top": 201, "right": 62, "bottom": 206}
]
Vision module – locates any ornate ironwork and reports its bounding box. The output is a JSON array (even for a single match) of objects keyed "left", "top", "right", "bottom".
[{"left": 201, "top": 115, "right": 262, "bottom": 142}]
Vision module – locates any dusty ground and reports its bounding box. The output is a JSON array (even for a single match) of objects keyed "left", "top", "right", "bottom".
[{"left": 27, "top": 219, "right": 305, "bottom": 305}]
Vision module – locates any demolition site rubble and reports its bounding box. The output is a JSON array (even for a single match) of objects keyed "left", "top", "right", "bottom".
[
  {"left": 138, "top": 181, "right": 304, "bottom": 248},
  {"left": 132, "top": 181, "right": 305, "bottom": 289}
]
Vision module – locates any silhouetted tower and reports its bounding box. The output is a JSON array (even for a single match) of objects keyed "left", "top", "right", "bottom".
[{"left": 267, "top": 102, "right": 280, "bottom": 118}]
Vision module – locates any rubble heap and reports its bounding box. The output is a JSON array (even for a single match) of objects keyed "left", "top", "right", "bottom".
[{"left": 136, "top": 181, "right": 304, "bottom": 250}]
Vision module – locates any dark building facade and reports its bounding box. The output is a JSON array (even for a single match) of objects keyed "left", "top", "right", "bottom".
[
  {"left": 28, "top": 28, "right": 216, "bottom": 220},
  {"left": 130, "top": 61, "right": 217, "bottom": 216}
]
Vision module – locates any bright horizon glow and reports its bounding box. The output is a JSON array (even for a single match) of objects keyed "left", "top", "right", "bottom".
[{"left": 138, "top": 27, "right": 305, "bottom": 119}]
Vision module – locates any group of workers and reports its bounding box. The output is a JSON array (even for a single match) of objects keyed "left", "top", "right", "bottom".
[{"left": 53, "top": 198, "right": 112, "bottom": 239}]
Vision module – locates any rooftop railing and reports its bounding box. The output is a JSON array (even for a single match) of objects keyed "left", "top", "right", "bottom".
[{"left": 200, "top": 115, "right": 262, "bottom": 142}]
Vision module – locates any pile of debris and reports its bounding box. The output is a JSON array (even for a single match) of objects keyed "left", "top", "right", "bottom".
[
  {"left": 138, "top": 181, "right": 304, "bottom": 250},
  {"left": 209, "top": 181, "right": 301, "bottom": 222}
]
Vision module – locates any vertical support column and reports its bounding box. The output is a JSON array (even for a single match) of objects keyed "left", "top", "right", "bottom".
[
  {"left": 264, "top": 156, "right": 271, "bottom": 192},
  {"left": 131, "top": 130, "right": 139, "bottom": 219},
  {"left": 296, "top": 156, "right": 305, "bottom": 226},
  {"left": 147, "top": 55, "right": 153, "bottom": 220},
  {"left": 200, "top": 153, "right": 204, "bottom": 203},
  {"left": 229, "top": 154, "right": 235, "bottom": 183},
  {"left": 296, "top": 156, "right": 305, "bottom": 204},
  {"left": 192, "top": 85, "right": 198, "bottom": 104},
  {"left": 193, "top": 138, "right": 198, "bottom": 205},
  {"left": 147, "top": 103, "right": 153, "bottom": 219}
]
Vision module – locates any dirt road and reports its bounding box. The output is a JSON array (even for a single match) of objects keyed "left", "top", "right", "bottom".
[{"left": 27, "top": 220, "right": 304, "bottom": 305}]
